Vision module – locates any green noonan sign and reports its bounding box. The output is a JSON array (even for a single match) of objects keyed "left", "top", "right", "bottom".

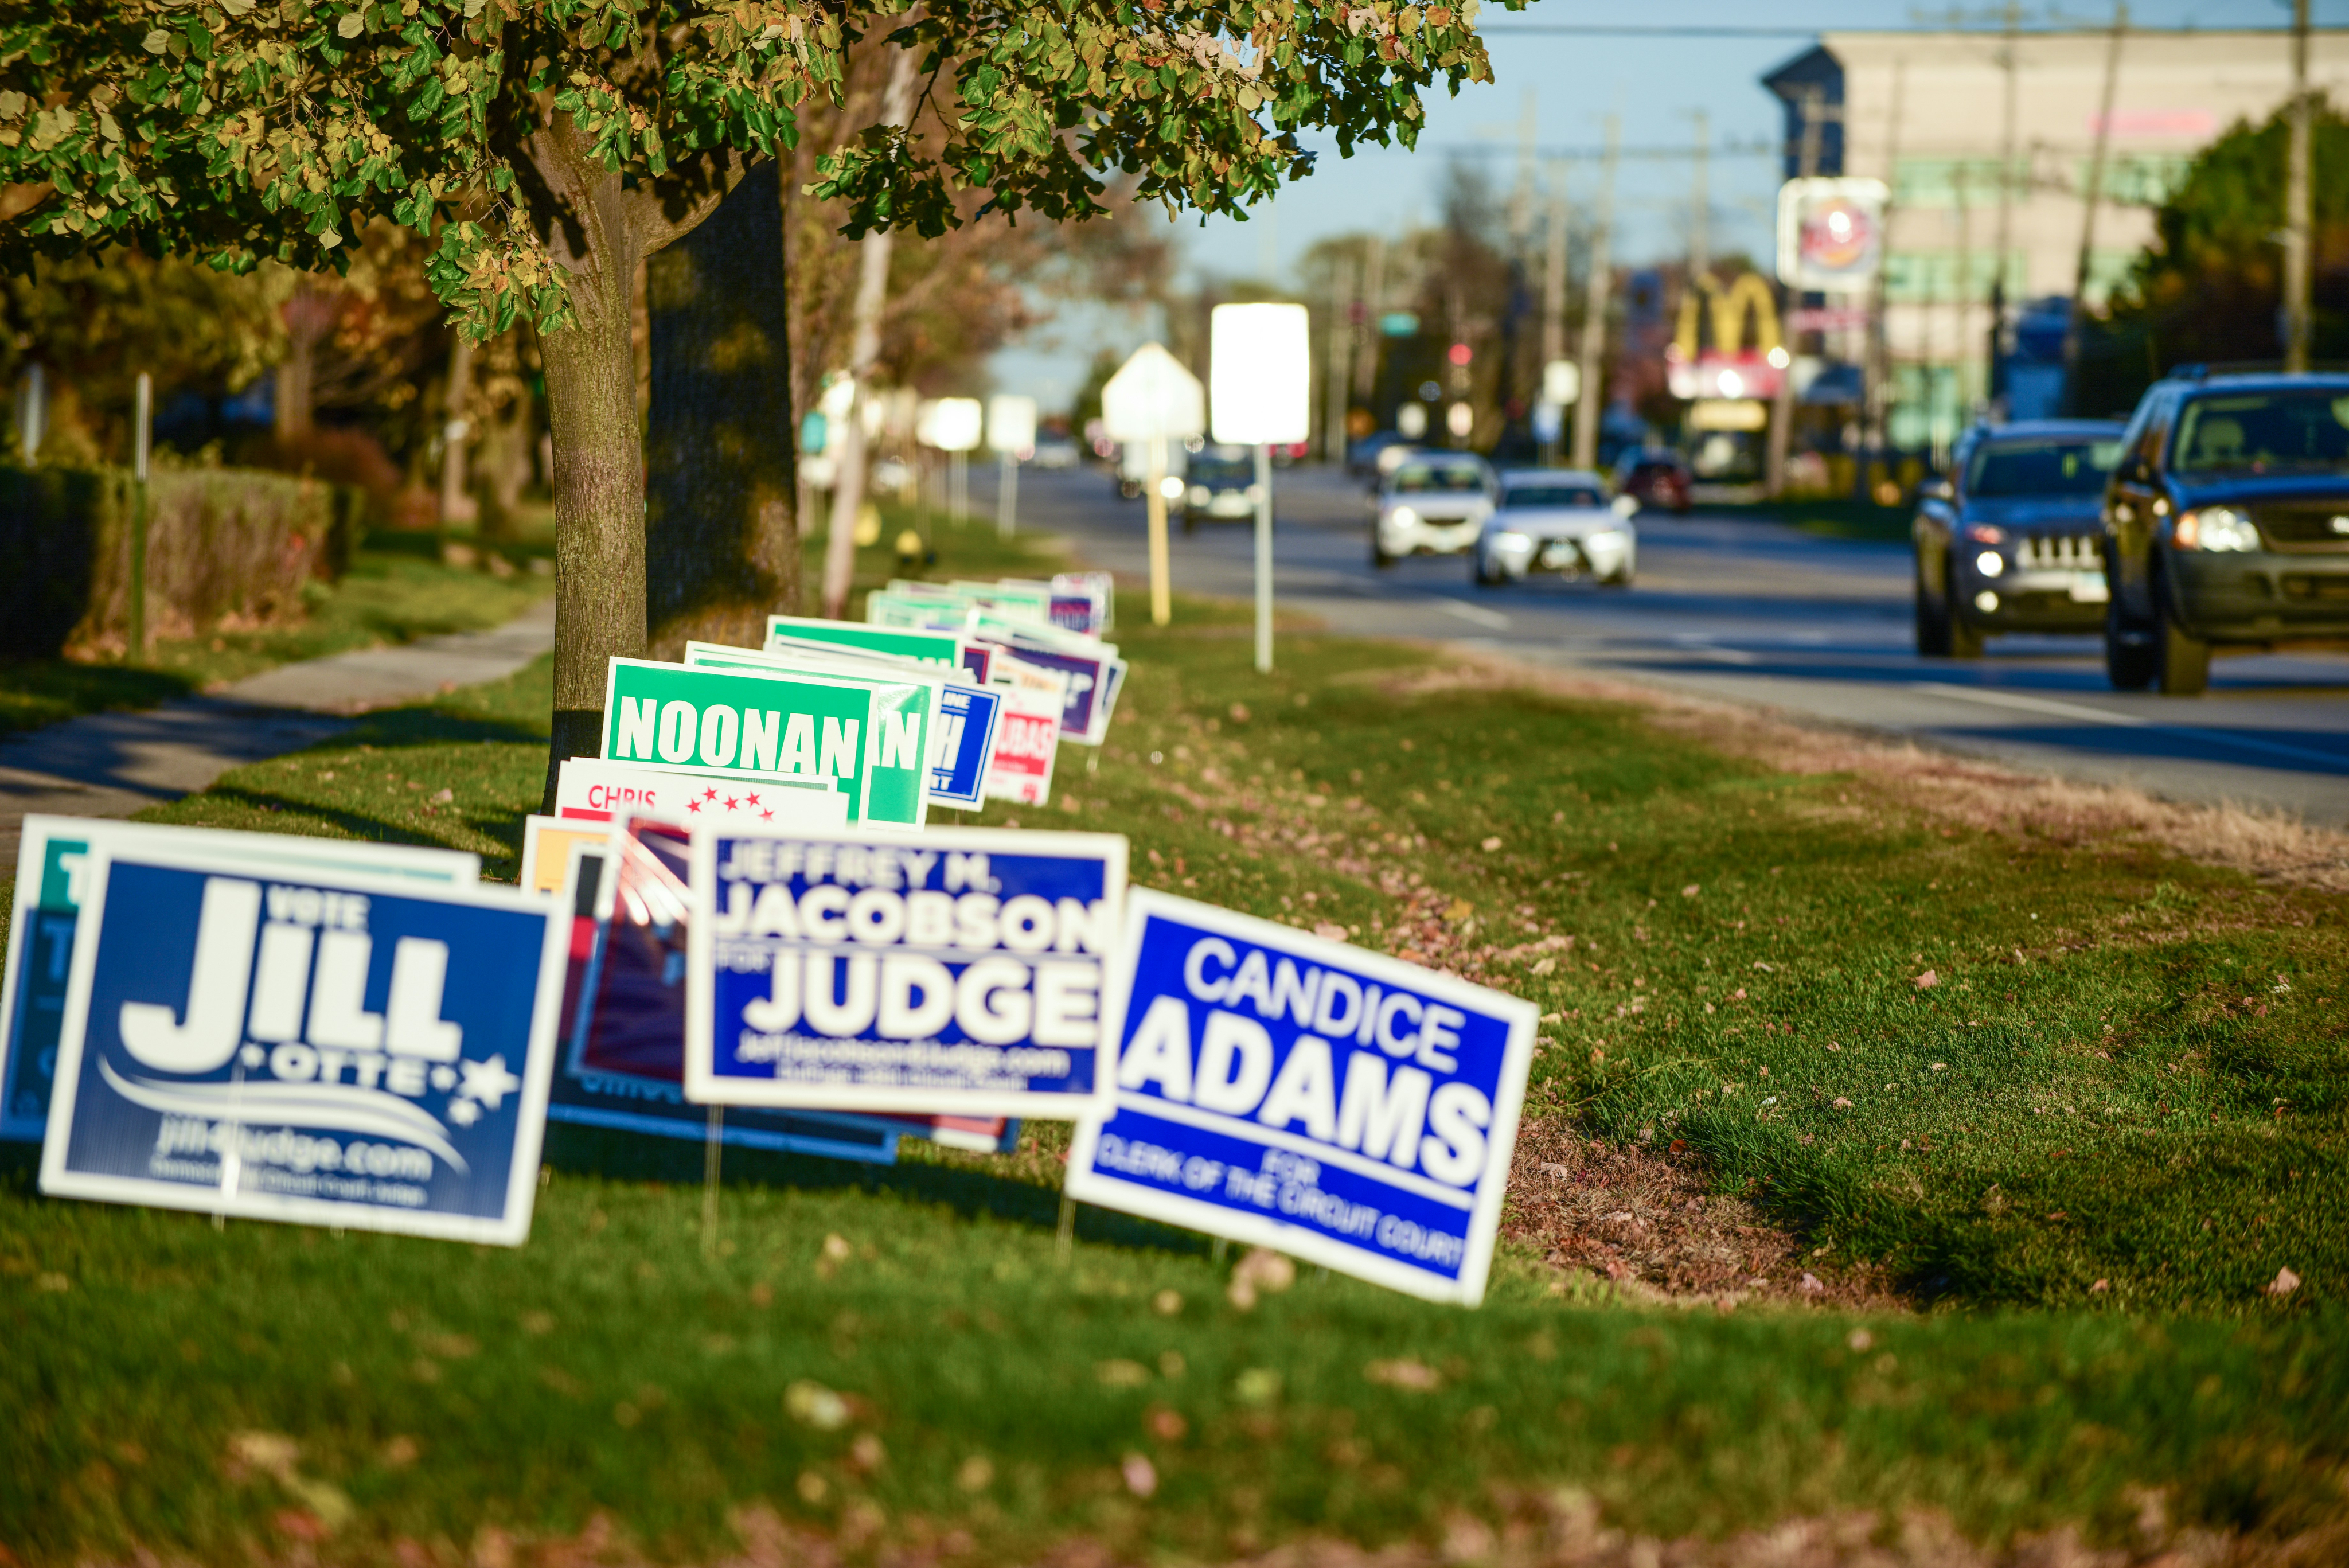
[
  {"left": 600, "top": 660, "right": 903, "bottom": 825},
  {"left": 764, "top": 615, "right": 965, "bottom": 669},
  {"left": 682, "top": 645, "right": 934, "bottom": 828}
]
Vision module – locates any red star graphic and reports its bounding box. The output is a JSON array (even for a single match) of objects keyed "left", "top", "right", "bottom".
[
  {"left": 762, "top": 809, "right": 774, "bottom": 821},
  {"left": 686, "top": 798, "right": 703, "bottom": 812},
  {"left": 744, "top": 792, "right": 762, "bottom": 807},
  {"left": 723, "top": 797, "right": 740, "bottom": 811},
  {"left": 702, "top": 787, "right": 719, "bottom": 802}
]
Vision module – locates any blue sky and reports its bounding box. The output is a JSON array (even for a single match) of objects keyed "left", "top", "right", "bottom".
[{"left": 991, "top": 0, "right": 2313, "bottom": 409}]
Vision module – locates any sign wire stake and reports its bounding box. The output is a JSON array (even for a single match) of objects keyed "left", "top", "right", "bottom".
[
  {"left": 1056, "top": 1195, "right": 1076, "bottom": 1264},
  {"left": 1212, "top": 1237, "right": 1229, "bottom": 1263},
  {"left": 702, "top": 1107, "right": 725, "bottom": 1257}
]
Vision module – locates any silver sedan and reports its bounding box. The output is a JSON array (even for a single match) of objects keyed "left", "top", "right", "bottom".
[{"left": 1473, "top": 470, "right": 1639, "bottom": 587}]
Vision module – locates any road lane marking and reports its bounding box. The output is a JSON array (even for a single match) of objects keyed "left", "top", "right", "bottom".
[
  {"left": 1433, "top": 597, "right": 1512, "bottom": 630},
  {"left": 1911, "top": 682, "right": 2349, "bottom": 771}
]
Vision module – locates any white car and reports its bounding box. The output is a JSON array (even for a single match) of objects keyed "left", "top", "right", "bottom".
[
  {"left": 1371, "top": 454, "right": 1497, "bottom": 567},
  {"left": 1473, "top": 470, "right": 1639, "bottom": 587}
]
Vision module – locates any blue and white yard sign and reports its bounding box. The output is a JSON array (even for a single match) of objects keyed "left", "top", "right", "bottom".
[
  {"left": 926, "top": 682, "right": 1004, "bottom": 809},
  {"left": 40, "top": 843, "right": 566, "bottom": 1244},
  {"left": 1063, "top": 890, "right": 1536, "bottom": 1305},
  {"left": 1, "top": 818, "right": 479, "bottom": 1143},
  {"left": 685, "top": 827, "right": 1129, "bottom": 1117}
]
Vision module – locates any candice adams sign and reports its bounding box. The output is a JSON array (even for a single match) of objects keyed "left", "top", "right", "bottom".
[
  {"left": 40, "top": 843, "right": 566, "bottom": 1244},
  {"left": 685, "top": 827, "right": 1127, "bottom": 1118},
  {"left": 1063, "top": 891, "right": 1535, "bottom": 1305}
]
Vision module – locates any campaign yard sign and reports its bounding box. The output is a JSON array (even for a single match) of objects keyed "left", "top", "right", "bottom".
[
  {"left": 549, "top": 826, "right": 905, "bottom": 1167},
  {"left": 984, "top": 689, "right": 1062, "bottom": 807},
  {"left": 685, "top": 827, "right": 1129, "bottom": 1117},
  {"left": 1, "top": 818, "right": 479, "bottom": 1144},
  {"left": 555, "top": 758, "right": 844, "bottom": 831},
  {"left": 764, "top": 615, "right": 992, "bottom": 680},
  {"left": 601, "top": 658, "right": 911, "bottom": 825},
  {"left": 40, "top": 842, "right": 565, "bottom": 1243},
  {"left": 689, "top": 641, "right": 1000, "bottom": 812},
  {"left": 1064, "top": 891, "right": 1535, "bottom": 1305},
  {"left": 680, "top": 646, "right": 939, "bottom": 827}
]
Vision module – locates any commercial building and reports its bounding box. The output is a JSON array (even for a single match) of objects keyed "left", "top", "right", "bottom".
[{"left": 1763, "top": 27, "right": 2349, "bottom": 453}]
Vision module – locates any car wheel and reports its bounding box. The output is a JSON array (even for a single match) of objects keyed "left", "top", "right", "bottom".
[
  {"left": 1472, "top": 552, "right": 1502, "bottom": 587},
  {"left": 2155, "top": 583, "right": 2211, "bottom": 696},
  {"left": 2104, "top": 596, "right": 2157, "bottom": 691},
  {"left": 1944, "top": 564, "right": 1984, "bottom": 658},
  {"left": 1371, "top": 540, "right": 1395, "bottom": 570},
  {"left": 1600, "top": 568, "right": 1633, "bottom": 589},
  {"left": 1914, "top": 569, "right": 1952, "bottom": 656}
]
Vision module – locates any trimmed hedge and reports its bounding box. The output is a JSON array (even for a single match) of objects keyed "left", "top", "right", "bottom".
[{"left": 0, "top": 465, "right": 360, "bottom": 658}]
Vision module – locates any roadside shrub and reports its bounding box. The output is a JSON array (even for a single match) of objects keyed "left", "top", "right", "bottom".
[{"left": 0, "top": 463, "right": 360, "bottom": 657}]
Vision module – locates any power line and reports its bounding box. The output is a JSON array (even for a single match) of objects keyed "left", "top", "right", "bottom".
[{"left": 1478, "top": 20, "right": 2332, "bottom": 34}]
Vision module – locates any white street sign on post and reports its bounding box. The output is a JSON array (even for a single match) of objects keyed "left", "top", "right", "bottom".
[
  {"left": 923, "top": 397, "right": 984, "bottom": 524},
  {"left": 988, "top": 395, "right": 1037, "bottom": 540},
  {"left": 1101, "top": 344, "right": 1205, "bottom": 627},
  {"left": 1209, "top": 302, "right": 1311, "bottom": 675}
]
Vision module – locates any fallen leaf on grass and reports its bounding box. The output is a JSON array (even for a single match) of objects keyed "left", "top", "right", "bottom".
[
  {"left": 1364, "top": 1358, "right": 1442, "bottom": 1391},
  {"left": 1314, "top": 920, "right": 1347, "bottom": 940},
  {"left": 785, "top": 1380, "right": 851, "bottom": 1431},
  {"left": 1227, "top": 1247, "right": 1296, "bottom": 1310},
  {"left": 1097, "top": 1359, "right": 1151, "bottom": 1387},
  {"left": 1152, "top": 1289, "right": 1183, "bottom": 1316},
  {"left": 2268, "top": 1267, "right": 2302, "bottom": 1297},
  {"left": 1914, "top": 969, "right": 1939, "bottom": 989},
  {"left": 1681, "top": 884, "right": 1700, "bottom": 898},
  {"left": 1481, "top": 836, "right": 1503, "bottom": 852},
  {"left": 1122, "top": 1452, "right": 1158, "bottom": 1497},
  {"left": 1832, "top": 1097, "right": 1852, "bottom": 1109},
  {"left": 1799, "top": 1273, "right": 1824, "bottom": 1296}
]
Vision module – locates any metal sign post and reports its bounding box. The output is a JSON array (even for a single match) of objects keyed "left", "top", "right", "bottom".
[
  {"left": 130, "top": 372, "right": 151, "bottom": 661},
  {"left": 1209, "top": 303, "right": 1312, "bottom": 674},
  {"left": 1101, "top": 345, "right": 1205, "bottom": 628}
]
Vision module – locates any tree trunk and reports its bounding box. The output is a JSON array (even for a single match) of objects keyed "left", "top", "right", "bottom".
[
  {"left": 538, "top": 253, "right": 647, "bottom": 791},
  {"left": 275, "top": 280, "right": 336, "bottom": 444},
  {"left": 644, "top": 160, "right": 798, "bottom": 655},
  {"left": 523, "top": 114, "right": 750, "bottom": 808},
  {"left": 820, "top": 48, "right": 922, "bottom": 619},
  {"left": 439, "top": 333, "right": 478, "bottom": 526}
]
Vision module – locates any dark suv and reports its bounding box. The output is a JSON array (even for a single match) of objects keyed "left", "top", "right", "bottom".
[
  {"left": 2103, "top": 370, "right": 2349, "bottom": 693},
  {"left": 1913, "top": 420, "right": 2125, "bottom": 657}
]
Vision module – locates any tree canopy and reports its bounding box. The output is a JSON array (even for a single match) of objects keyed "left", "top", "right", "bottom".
[{"left": 2, "top": 0, "right": 1501, "bottom": 337}]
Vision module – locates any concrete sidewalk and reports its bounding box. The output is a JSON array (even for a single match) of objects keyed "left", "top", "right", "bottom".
[{"left": 0, "top": 598, "right": 555, "bottom": 868}]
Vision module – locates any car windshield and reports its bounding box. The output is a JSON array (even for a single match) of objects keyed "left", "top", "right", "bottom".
[
  {"left": 1189, "top": 455, "right": 1252, "bottom": 484},
  {"left": 1392, "top": 462, "right": 1488, "bottom": 494},
  {"left": 2171, "top": 392, "right": 2349, "bottom": 475},
  {"left": 1502, "top": 485, "right": 1605, "bottom": 509},
  {"left": 1965, "top": 438, "right": 2122, "bottom": 496}
]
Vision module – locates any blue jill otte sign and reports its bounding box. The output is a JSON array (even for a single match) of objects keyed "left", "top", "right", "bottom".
[
  {"left": 1064, "top": 890, "right": 1535, "bottom": 1305},
  {"left": 41, "top": 847, "right": 565, "bottom": 1245},
  {"left": 686, "top": 827, "right": 1127, "bottom": 1117}
]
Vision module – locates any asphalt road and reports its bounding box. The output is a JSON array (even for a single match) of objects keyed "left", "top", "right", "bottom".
[{"left": 985, "top": 462, "right": 2349, "bottom": 827}]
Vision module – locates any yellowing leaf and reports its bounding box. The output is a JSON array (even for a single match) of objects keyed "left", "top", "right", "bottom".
[
  {"left": 337, "top": 10, "right": 363, "bottom": 37},
  {"left": 141, "top": 30, "right": 170, "bottom": 53}
]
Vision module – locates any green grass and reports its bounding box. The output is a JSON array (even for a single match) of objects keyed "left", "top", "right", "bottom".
[
  {"left": 3, "top": 519, "right": 2347, "bottom": 1561},
  {"left": 1716, "top": 498, "right": 1915, "bottom": 544},
  {"left": 0, "top": 540, "right": 552, "bottom": 739}
]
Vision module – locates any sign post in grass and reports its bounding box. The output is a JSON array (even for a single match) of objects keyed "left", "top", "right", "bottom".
[{"left": 128, "top": 372, "right": 150, "bottom": 661}]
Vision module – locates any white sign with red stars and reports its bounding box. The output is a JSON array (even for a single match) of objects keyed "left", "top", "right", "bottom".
[{"left": 553, "top": 759, "right": 849, "bottom": 832}]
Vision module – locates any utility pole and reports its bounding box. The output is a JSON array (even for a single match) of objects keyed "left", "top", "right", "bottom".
[
  {"left": 1508, "top": 88, "right": 1539, "bottom": 255},
  {"left": 2065, "top": 3, "right": 2128, "bottom": 412},
  {"left": 2286, "top": 0, "right": 2313, "bottom": 373},
  {"left": 1572, "top": 116, "right": 1619, "bottom": 473},
  {"left": 1324, "top": 251, "right": 1356, "bottom": 462},
  {"left": 1352, "top": 236, "right": 1386, "bottom": 405},
  {"left": 1688, "top": 109, "right": 1711, "bottom": 282},
  {"left": 1862, "top": 62, "right": 1907, "bottom": 503},
  {"left": 1954, "top": 163, "right": 1975, "bottom": 434},
  {"left": 1542, "top": 167, "right": 1570, "bottom": 467},
  {"left": 1767, "top": 88, "right": 1824, "bottom": 498}
]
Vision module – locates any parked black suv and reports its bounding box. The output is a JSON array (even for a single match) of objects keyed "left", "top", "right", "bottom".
[
  {"left": 1913, "top": 419, "right": 2125, "bottom": 657},
  {"left": 2104, "top": 369, "right": 2349, "bottom": 693}
]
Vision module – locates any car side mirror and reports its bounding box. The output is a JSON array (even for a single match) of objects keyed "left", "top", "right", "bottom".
[
  {"left": 1923, "top": 478, "right": 1954, "bottom": 502},
  {"left": 1611, "top": 494, "right": 1639, "bottom": 518}
]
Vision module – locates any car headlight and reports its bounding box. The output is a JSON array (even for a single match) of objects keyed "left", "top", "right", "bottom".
[
  {"left": 1389, "top": 506, "right": 1419, "bottom": 529},
  {"left": 1975, "top": 549, "right": 2005, "bottom": 577},
  {"left": 1583, "top": 528, "right": 1625, "bottom": 549},
  {"left": 1493, "top": 530, "right": 1533, "bottom": 551},
  {"left": 1159, "top": 475, "right": 1187, "bottom": 501},
  {"left": 1964, "top": 522, "right": 2006, "bottom": 544},
  {"left": 2174, "top": 506, "right": 2260, "bottom": 551},
  {"left": 1187, "top": 486, "right": 1210, "bottom": 506}
]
